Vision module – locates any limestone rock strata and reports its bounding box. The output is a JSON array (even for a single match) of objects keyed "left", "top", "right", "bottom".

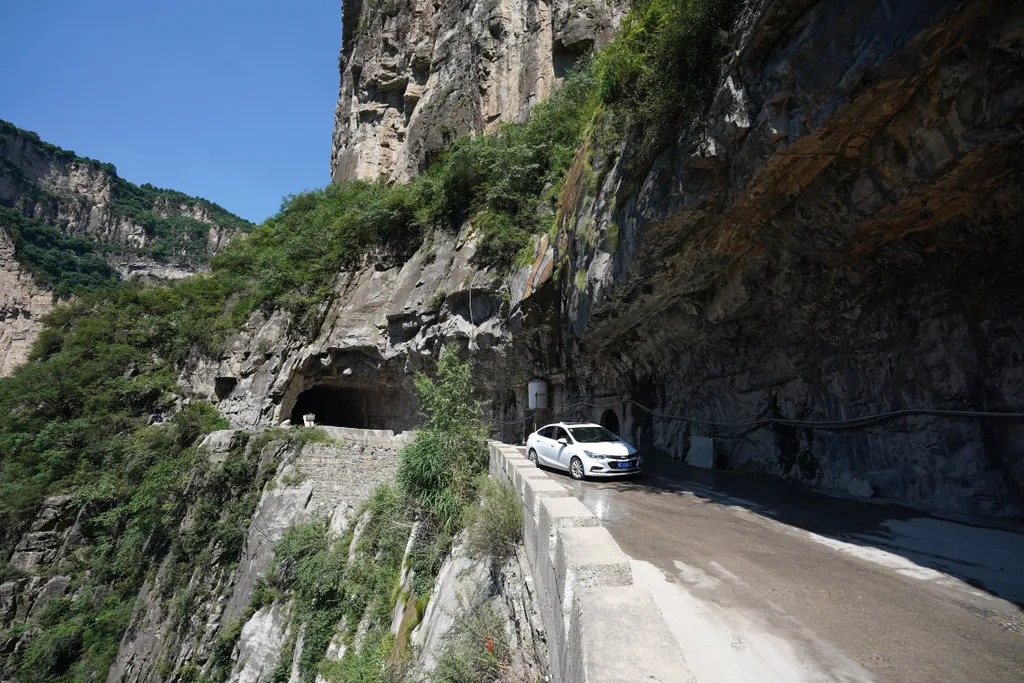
[
  {"left": 182, "top": 227, "right": 527, "bottom": 431},
  {"left": 0, "top": 120, "right": 251, "bottom": 375},
  {"left": 330, "top": 0, "right": 629, "bottom": 182},
  {"left": 0, "top": 122, "right": 243, "bottom": 257}
]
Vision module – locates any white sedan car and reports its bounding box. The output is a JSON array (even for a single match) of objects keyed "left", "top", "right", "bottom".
[{"left": 525, "top": 422, "right": 643, "bottom": 479}]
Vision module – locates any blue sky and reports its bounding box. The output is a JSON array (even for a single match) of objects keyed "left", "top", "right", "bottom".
[{"left": 0, "top": 0, "right": 341, "bottom": 223}]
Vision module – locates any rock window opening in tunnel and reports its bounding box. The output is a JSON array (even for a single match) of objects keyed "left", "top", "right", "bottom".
[
  {"left": 289, "top": 385, "right": 410, "bottom": 430},
  {"left": 600, "top": 408, "right": 620, "bottom": 437}
]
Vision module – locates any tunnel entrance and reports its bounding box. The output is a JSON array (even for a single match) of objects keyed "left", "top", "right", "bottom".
[
  {"left": 600, "top": 408, "right": 620, "bottom": 437},
  {"left": 288, "top": 385, "right": 414, "bottom": 430}
]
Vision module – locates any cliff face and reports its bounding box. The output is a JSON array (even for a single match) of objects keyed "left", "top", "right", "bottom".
[
  {"left": 299, "top": 0, "right": 1024, "bottom": 518},
  {"left": 540, "top": 0, "right": 1024, "bottom": 517},
  {"left": 330, "top": 0, "right": 628, "bottom": 182},
  {"left": 0, "top": 120, "right": 253, "bottom": 375},
  {"left": 0, "top": 121, "right": 248, "bottom": 264},
  {"left": 0, "top": 231, "right": 52, "bottom": 375}
]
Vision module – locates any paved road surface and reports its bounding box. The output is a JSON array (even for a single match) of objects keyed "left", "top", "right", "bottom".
[{"left": 521, "top": 451, "right": 1024, "bottom": 682}]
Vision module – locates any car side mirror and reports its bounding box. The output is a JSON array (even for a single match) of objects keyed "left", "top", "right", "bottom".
[{"left": 557, "top": 438, "right": 568, "bottom": 445}]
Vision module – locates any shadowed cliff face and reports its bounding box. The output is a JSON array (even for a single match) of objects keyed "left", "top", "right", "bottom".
[
  {"left": 539, "top": 0, "right": 1024, "bottom": 516},
  {"left": 330, "top": 0, "right": 629, "bottom": 182}
]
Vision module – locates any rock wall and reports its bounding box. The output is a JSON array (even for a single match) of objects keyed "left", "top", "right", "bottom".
[
  {"left": 489, "top": 0, "right": 1024, "bottom": 518},
  {"left": 0, "top": 230, "right": 52, "bottom": 376},
  {"left": 239, "top": 0, "right": 1024, "bottom": 519},
  {"left": 0, "top": 120, "right": 252, "bottom": 376},
  {"left": 330, "top": 0, "right": 629, "bottom": 182},
  {"left": 182, "top": 227, "right": 524, "bottom": 431}
]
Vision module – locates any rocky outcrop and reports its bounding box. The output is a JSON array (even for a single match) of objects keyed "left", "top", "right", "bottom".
[
  {"left": 0, "top": 494, "right": 83, "bottom": 659},
  {"left": 182, "top": 227, "right": 521, "bottom": 431},
  {"left": 105, "top": 428, "right": 406, "bottom": 683},
  {"left": 330, "top": 0, "right": 629, "bottom": 182},
  {"left": 0, "top": 119, "right": 253, "bottom": 376},
  {"left": 0, "top": 230, "right": 52, "bottom": 376}
]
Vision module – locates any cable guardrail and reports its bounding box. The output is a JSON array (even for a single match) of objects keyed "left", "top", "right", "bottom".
[{"left": 485, "top": 397, "right": 1024, "bottom": 433}]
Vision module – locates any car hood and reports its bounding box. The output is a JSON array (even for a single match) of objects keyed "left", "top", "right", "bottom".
[{"left": 579, "top": 441, "right": 635, "bottom": 456}]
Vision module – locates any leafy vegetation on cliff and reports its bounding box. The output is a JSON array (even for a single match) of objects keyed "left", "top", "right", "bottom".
[
  {"left": 594, "top": 0, "right": 740, "bottom": 167},
  {"left": 0, "top": 3, "right": 736, "bottom": 676},
  {"left": 0, "top": 402, "right": 247, "bottom": 682}
]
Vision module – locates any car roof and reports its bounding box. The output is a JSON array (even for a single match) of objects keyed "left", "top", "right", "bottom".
[{"left": 543, "top": 422, "right": 601, "bottom": 428}]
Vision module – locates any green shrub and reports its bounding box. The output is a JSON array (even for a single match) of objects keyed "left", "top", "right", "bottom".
[
  {"left": 593, "top": 0, "right": 740, "bottom": 170},
  {"left": 1, "top": 207, "right": 119, "bottom": 295},
  {"left": 398, "top": 344, "right": 489, "bottom": 533},
  {"left": 464, "top": 477, "right": 522, "bottom": 563}
]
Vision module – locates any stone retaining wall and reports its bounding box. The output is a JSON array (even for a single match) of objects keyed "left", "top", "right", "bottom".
[
  {"left": 292, "top": 426, "right": 413, "bottom": 514},
  {"left": 488, "top": 442, "right": 691, "bottom": 682}
]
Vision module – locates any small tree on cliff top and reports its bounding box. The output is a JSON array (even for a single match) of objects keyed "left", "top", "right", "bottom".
[{"left": 398, "top": 343, "right": 489, "bottom": 533}]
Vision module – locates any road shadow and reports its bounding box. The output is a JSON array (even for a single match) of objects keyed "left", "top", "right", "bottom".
[{"left": 534, "top": 453, "right": 1024, "bottom": 608}]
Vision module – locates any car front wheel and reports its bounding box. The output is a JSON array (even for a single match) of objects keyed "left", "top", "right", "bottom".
[{"left": 570, "top": 457, "right": 585, "bottom": 480}]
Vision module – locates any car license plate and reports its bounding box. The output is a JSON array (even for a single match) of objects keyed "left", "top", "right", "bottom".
[{"left": 619, "top": 461, "right": 630, "bottom": 469}]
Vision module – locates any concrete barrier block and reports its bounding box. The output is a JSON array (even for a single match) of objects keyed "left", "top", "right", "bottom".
[
  {"left": 511, "top": 465, "right": 548, "bottom": 495},
  {"left": 554, "top": 527, "right": 632, "bottom": 595},
  {"left": 500, "top": 444, "right": 524, "bottom": 459},
  {"left": 522, "top": 477, "right": 570, "bottom": 520},
  {"left": 537, "top": 497, "right": 597, "bottom": 543},
  {"left": 503, "top": 456, "right": 530, "bottom": 482},
  {"left": 565, "top": 585, "right": 691, "bottom": 683}
]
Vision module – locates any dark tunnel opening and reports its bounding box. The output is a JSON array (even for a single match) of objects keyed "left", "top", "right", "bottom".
[
  {"left": 288, "top": 385, "right": 414, "bottom": 431},
  {"left": 600, "top": 408, "right": 620, "bottom": 437}
]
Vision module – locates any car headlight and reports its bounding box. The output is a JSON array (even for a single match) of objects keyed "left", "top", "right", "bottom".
[{"left": 583, "top": 450, "right": 606, "bottom": 460}]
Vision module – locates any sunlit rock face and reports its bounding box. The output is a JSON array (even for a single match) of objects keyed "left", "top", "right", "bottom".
[
  {"left": 329, "top": 0, "right": 629, "bottom": 182},
  {"left": 0, "top": 230, "right": 52, "bottom": 376}
]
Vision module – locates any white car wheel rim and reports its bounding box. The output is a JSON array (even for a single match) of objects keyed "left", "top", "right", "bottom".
[{"left": 572, "top": 460, "right": 583, "bottom": 478}]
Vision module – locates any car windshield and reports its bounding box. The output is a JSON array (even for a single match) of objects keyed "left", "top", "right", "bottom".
[{"left": 568, "top": 426, "right": 619, "bottom": 443}]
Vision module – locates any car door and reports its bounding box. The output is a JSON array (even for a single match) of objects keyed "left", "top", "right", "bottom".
[
  {"left": 534, "top": 426, "right": 555, "bottom": 465},
  {"left": 551, "top": 427, "right": 572, "bottom": 470}
]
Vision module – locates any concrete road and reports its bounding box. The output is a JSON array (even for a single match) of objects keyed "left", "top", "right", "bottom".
[{"left": 524, "top": 452, "right": 1024, "bottom": 682}]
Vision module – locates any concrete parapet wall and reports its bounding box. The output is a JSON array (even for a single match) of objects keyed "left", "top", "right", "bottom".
[{"left": 488, "top": 442, "right": 691, "bottom": 682}]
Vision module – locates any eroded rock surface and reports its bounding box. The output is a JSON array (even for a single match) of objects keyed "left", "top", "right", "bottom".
[
  {"left": 0, "top": 120, "right": 251, "bottom": 375},
  {"left": 330, "top": 0, "right": 629, "bottom": 182},
  {"left": 538, "top": 0, "right": 1024, "bottom": 516}
]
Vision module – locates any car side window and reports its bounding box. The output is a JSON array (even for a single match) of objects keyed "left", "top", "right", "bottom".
[
  {"left": 538, "top": 426, "right": 554, "bottom": 439},
  {"left": 553, "top": 427, "right": 567, "bottom": 442}
]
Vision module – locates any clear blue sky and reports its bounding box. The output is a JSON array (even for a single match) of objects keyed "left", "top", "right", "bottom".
[{"left": 0, "top": 0, "right": 341, "bottom": 223}]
